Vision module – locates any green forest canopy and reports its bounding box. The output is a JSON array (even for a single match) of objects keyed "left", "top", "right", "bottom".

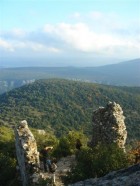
[{"left": 0, "top": 79, "right": 140, "bottom": 141}]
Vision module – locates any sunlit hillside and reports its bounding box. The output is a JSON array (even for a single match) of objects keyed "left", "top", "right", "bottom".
[{"left": 0, "top": 79, "right": 139, "bottom": 140}]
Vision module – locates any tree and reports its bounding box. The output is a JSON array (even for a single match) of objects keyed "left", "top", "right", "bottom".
[
  {"left": 53, "top": 130, "right": 88, "bottom": 158},
  {"left": 0, "top": 126, "right": 18, "bottom": 186},
  {"left": 68, "top": 143, "right": 129, "bottom": 183}
]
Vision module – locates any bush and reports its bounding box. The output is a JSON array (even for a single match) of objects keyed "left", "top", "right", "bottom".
[
  {"left": 0, "top": 126, "right": 19, "bottom": 185},
  {"left": 68, "top": 144, "right": 129, "bottom": 183},
  {"left": 31, "top": 128, "right": 59, "bottom": 152},
  {"left": 52, "top": 130, "right": 88, "bottom": 158},
  {"left": 53, "top": 136, "right": 71, "bottom": 157},
  {"left": 0, "top": 153, "right": 17, "bottom": 186}
]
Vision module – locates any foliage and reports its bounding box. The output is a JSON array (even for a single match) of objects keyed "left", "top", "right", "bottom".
[
  {"left": 67, "top": 144, "right": 129, "bottom": 183},
  {"left": 0, "top": 126, "right": 19, "bottom": 186},
  {"left": 0, "top": 125, "right": 134, "bottom": 186},
  {"left": 53, "top": 130, "right": 88, "bottom": 158},
  {"left": 31, "top": 177, "right": 52, "bottom": 186},
  {"left": 0, "top": 79, "right": 139, "bottom": 141},
  {"left": 31, "top": 128, "right": 59, "bottom": 152},
  {"left": 129, "top": 140, "right": 140, "bottom": 164},
  {"left": 0, "top": 153, "right": 17, "bottom": 186},
  {"left": 0, "top": 126, "right": 15, "bottom": 156}
]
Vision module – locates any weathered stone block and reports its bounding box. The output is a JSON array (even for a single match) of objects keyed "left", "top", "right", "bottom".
[
  {"left": 89, "top": 102, "right": 127, "bottom": 150},
  {"left": 14, "top": 120, "right": 40, "bottom": 186}
]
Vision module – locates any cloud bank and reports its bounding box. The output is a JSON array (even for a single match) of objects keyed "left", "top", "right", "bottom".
[{"left": 0, "top": 11, "right": 140, "bottom": 65}]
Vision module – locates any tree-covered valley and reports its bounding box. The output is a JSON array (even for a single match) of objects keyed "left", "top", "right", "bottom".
[{"left": 0, "top": 79, "right": 140, "bottom": 141}]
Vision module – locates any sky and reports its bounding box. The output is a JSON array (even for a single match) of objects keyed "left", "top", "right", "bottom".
[{"left": 0, "top": 0, "right": 140, "bottom": 67}]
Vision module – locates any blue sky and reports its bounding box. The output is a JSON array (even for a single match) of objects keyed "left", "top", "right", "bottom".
[{"left": 0, "top": 0, "right": 140, "bottom": 67}]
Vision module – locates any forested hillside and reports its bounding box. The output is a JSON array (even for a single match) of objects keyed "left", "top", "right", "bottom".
[{"left": 0, "top": 79, "right": 140, "bottom": 140}]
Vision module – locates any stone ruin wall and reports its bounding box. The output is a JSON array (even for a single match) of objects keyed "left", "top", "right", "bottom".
[
  {"left": 89, "top": 102, "right": 127, "bottom": 150},
  {"left": 14, "top": 120, "right": 40, "bottom": 186}
]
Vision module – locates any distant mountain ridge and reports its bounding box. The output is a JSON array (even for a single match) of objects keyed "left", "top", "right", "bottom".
[{"left": 0, "top": 58, "right": 139, "bottom": 94}]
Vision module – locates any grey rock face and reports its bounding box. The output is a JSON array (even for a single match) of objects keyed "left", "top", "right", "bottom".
[
  {"left": 14, "top": 120, "right": 40, "bottom": 186},
  {"left": 89, "top": 102, "right": 127, "bottom": 150}
]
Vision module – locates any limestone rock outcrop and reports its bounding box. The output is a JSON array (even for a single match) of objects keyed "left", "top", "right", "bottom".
[
  {"left": 89, "top": 102, "right": 127, "bottom": 150},
  {"left": 14, "top": 120, "right": 40, "bottom": 186}
]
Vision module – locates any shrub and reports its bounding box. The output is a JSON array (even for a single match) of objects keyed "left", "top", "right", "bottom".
[
  {"left": 68, "top": 143, "right": 129, "bottom": 183},
  {"left": 31, "top": 128, "right": 58, "bottom": 151},
  {"left": 0, "top": 153, "right": 17, "bottom": 186},
  {"left": 52, "top": 130, "right": 88, "bottom": 158},
  {"left": 0, "top": 126, "right": 19, "bottom": 185}
]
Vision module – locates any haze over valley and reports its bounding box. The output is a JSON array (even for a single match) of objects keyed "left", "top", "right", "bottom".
[{"left": 0, "top": 58, "right": 140, "bottom": 95}]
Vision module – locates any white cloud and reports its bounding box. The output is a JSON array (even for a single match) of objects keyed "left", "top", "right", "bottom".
[
  {"left": 0, "top": 38, "right": 14, "bottom": 52},
  {"left": 46, "top": 47, "right": 60, "bottom": 53},
  {"left": 43, "top": 24, "right": 54, "bottom": 33},
  {"left": 0, "top": 37, "right": 61, "bottom": 54},
  {"left": 11, "top": 28, "right": 26, "bottom": 37},
  {"left": 43, "top": 22, "right": 140, "bottom": 57},
  {"left": 0, "top": 10, "right": 139, "bottom": 60},
  {"left": 89, "top": 11, "right": 103, "bottom": 19},
  {"left": 26, "top": 42, "right": 48, "bottom": 52},
  {"left": 70, "top": 12, "right": 81, "bottom": 19},
  {"left": 27, "top": 42, "right": 61, "bottom": 53}
]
